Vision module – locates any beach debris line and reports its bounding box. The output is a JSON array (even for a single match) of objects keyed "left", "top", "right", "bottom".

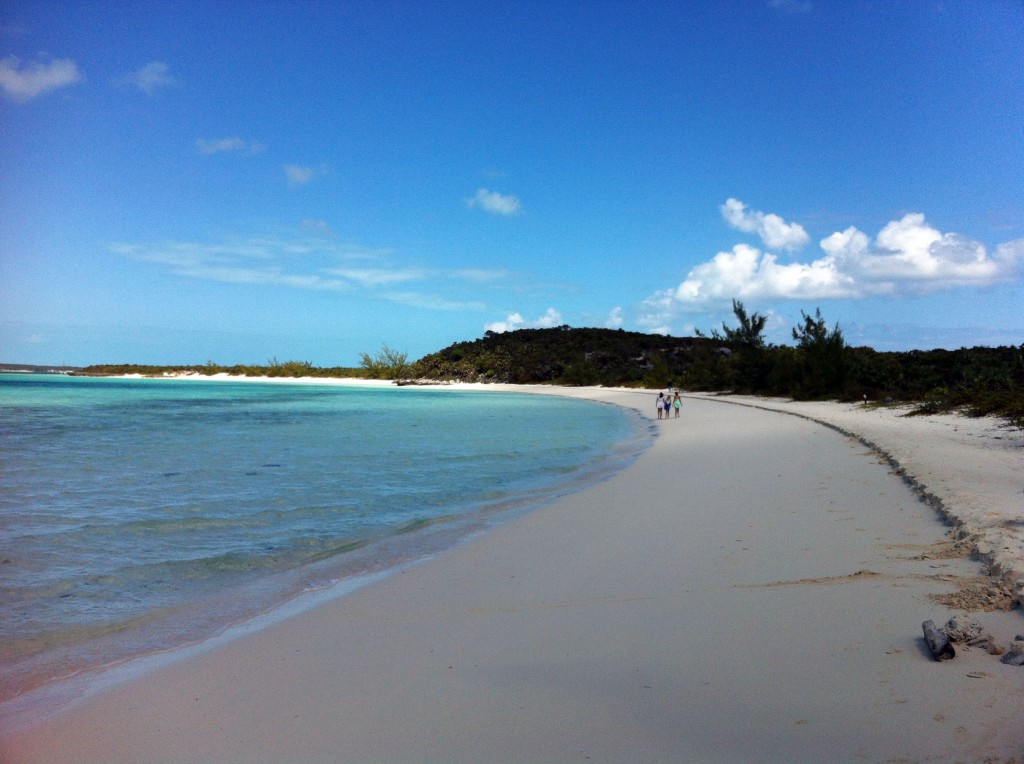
[
  {"left": 943, "top": 614, "right": 1005, "bottom": 656},
  {"left": 921, "top": 614, "right": 1023, "bottom": 662}
]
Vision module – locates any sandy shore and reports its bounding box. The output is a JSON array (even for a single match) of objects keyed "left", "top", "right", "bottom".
[
  {"left": 2, "top": 386, "right": 1022, "bottom": 762},
  {"left": 683, "top": 392, "right": 1024, "bottom": 610}
]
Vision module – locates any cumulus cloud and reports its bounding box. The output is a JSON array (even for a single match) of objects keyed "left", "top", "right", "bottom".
[
  {"left": 284, "top": 163, "right": 328, "bottom": 187},
  {"left": 466, "top": 188, "right": 522, "bottom": 216},
  {"left": 196, "top": 137, "right": 265, "bottom": 155},
  {"left": 672, "top": 212, "right": 1024, "bottom": 308},
  {"left": 721, "top": 198, "right": 810, "bottom": 251},
  {"left": 485, "top": 308, "right": 562, "bottom": 334},
  {"left": 0, "top": 56, "right": 82, "bottom": 101},
  {"left": 120, "top": 61, "right": 175, "bottom": 94}
]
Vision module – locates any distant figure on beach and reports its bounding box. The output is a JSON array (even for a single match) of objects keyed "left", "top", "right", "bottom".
[
  {"left": 656, "top": 392, "right": 664, "bottom": 420},
  {"left": 663, "top": 393, "right": 672, "bottom": 419},
  {"left": 673, "top": 392, "right": 682, "bottom": 418}
]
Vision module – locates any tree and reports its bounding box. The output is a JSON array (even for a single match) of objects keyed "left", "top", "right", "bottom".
[
  {"left": 698, "top": 300, "right": 770, "bottom": 392},
  {"left": 358, "top": 344, "right": 412, "bottom": 380},
  {"left": 716, "top": 299, "right": 768, "bottom": 348},
  {"left": 791, "top": 308, "right": 847, "bottom": 398}
]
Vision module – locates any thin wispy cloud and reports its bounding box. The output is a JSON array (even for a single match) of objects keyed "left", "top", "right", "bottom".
[
  {"left": 326, "top": 265, "right": 509, "bottom": 289},
  {"left": 284, "top": 163, "right": 328, "bottom": 187},
  {"left": 466, "top": 188, "right": 523, "bottom": 216},
  {"left": 112, "top": 234, "right": 509, "bottom": 312},
  {"left": 383, "top": 292, "right": 487, "bottom": 312},
  {"left": 302, "top": 219, "right": 334, "bottom": 235},
  {"left": 449, "top": 268, "right": 510, "bottom": 284},
  {"left": 196, "top": 137, "right": 265, "bottom": 155},
  {"left": 327, "top": 267, "right": 431, "bottom": 288},
  {"left": 120, "top": 61, "right": 175, "bottom": 95},
  {"left": 0, "top": 56, "right": 82, "bottom": 101}
]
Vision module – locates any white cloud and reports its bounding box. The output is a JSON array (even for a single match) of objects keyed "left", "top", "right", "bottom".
[
  {"left": 606, "top": 306, "right": 624, "bottom": 329},
  {"left": 0, "top": 56, "right": 82, "bottom": 101},
  {"left": 721, "top": 198, "right": 810, "bottom": 251},
  {"left": 821, "top": 214, "right": 1024, "bottom": 289},
  {"left": 670, "top": 213, "right": 1024, "bottom": 309},
  {"left": 196, "top": 137, "right": 265, "bottom": 155},
  {"left": 637, "top": 289, "right": 678, "bottom": 334},
  {"left": 485, "top": 307, "right": 562, "bottom": 334},
  {"left": 121, "top": 61, "right": 175, "bottom": 95},
  {"left": 485, "top": 313, "right": 524, "bottom": 333},
  {"left": 284, "top": 163, "right": 328, "bottom": 187},
  {"left": 676, "top": 242, "right": 855, "bottom": 304},
  {"left": 466, "top": 188, "right": 522, "bottom": 216}
]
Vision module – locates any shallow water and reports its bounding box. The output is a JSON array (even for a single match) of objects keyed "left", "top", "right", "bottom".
[{"left": 0, "top": 374, "right": 651, "bottom": 704}]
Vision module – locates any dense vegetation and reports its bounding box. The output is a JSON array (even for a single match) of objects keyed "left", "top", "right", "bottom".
[
  {"left": 76, "top": 358, "right": 367, "bottom": 379},
  {"left": 74, "top": 303, "right": 1023, "bottom": 427},
  {"left": 408, "top": 302, "right": 1024, "bottom": 427}
]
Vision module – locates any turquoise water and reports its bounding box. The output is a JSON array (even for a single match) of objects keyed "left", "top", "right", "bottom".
[{"left": 0, "top": 374, "right": 651, "bottom": 704}]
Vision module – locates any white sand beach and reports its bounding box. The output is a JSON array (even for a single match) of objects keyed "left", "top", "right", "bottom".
[
  {"left": 1, "top": 386, "right": 1022, "bottom": 762},
  {"left": 683, "top": 392, "right": 1024, "bottom": 611}
]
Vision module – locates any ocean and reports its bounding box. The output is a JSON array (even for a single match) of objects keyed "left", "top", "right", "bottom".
[{"left": 0, "top": 373, "right": 651, "bottom": 709}]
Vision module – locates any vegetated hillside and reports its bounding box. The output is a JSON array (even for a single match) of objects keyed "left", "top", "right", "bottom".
[
  {"left": 411, "top": 326, "right": 1023, "bottom": 427},
  {"left": 69, "top": 315, "right": 1023, "bottom": 427},
  {"left": 410, "top": 326, "right": 710, "bottom": 387}
]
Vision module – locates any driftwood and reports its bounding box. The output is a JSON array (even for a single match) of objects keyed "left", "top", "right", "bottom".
[{"left": 922, "top": 619, "right": 956, "bottom": 661}]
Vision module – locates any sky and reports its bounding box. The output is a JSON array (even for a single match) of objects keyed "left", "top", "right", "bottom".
[{"left": 2, "top": 0, "right": 1023, "bottom": 367}]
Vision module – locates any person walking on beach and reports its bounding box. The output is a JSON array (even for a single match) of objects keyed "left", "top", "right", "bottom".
[
  {"left": 663, "top": 393, "right": 672, "bottom": 419},
  {"left": 673, "top": 391, "right": 682, "bottom": 418},
  {"left": 656, "top": 392, "right": 664, "bottom": 420}
]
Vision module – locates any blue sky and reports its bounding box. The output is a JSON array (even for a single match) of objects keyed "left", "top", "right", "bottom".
[{"left": 2, "top": 0, "right": 1022, "bottom": 367}]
